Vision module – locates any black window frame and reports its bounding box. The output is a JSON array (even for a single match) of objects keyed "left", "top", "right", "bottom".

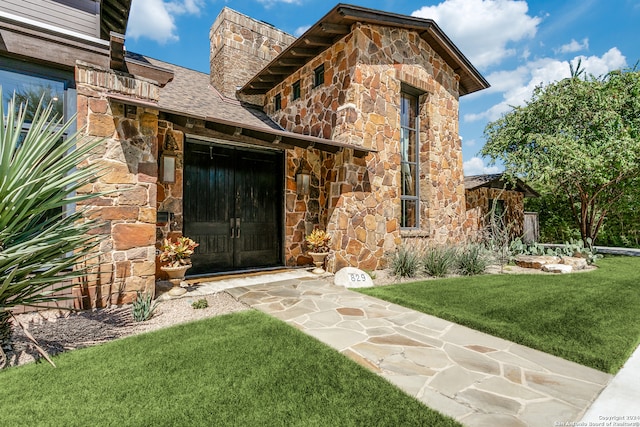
[
  {"left": 292, "top": 80, "right": 301, "bottom": 100},
  {"left": 314, "top": 64, "right": 325, "bottom": 88},
  {"left": 274, "top": 93, "right": 282, "bottom": 111}
]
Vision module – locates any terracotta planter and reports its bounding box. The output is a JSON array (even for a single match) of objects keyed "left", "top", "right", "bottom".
[
  {"left": 309, "top": 252, "right": 329, "bottom": 274},
  {"left": 161, "top": 264, "right": 191, "bottom": 296}
]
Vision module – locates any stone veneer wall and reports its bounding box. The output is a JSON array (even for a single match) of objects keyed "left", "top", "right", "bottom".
[
  {"left": 209, "top": 7, "right": 295, "bottom": 101},
  {"left": 74, "top": 61, "right": 160, "bottom": 308},
  {"left": 155, "top": 120, "right": 187, "bottom": 278},
  {"left": 465, "top": 187, "right": 525, "bottom": 238},
  {"left": 266, "top": 23, "right": 471, "bottom": 271}
]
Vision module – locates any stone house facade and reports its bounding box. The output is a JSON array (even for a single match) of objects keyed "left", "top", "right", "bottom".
[{"left": 1, "top": 3, "right": 489, "bottom": 308}]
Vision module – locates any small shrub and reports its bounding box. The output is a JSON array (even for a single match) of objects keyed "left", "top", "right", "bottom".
[
  {"left": 192, "top": 298, "right": 209, "bottom": 309},
  {"left": 132, "top": 291, "right": 159, "bottom": 322},
  {"left": 390, "top": 246, "right": 420, "bottom": 278},
  {"left": 422, "top": 246, "right": 456, "bottom": 277},
  {"left": 456, "top": 244, "right": 489, "bottom": 276},
  {"left": 561, "top": 238, "right": 602, "bottom": 264}
]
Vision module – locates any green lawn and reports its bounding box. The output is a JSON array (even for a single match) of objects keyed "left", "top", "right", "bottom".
[
  {"left": 359, "top": 256, "right": 640, "bottom": 374},
  {"left": 0, "top": 310, "right": 459, "bottom": 427}
]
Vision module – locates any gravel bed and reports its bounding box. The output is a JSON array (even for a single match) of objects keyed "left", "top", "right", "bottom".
[{"left": 4, "top": 292, "right": 249, "bottom": 369}]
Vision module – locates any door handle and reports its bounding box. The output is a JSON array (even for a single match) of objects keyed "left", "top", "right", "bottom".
[
  {"left": 230, "top": 218, "right": 235, "bottom": 238},
  {"left": 235, "top": 218, "right": 241, "bottom": 239}
]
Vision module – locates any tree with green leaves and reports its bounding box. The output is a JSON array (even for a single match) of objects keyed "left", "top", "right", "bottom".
[
  {"left": 482, "top": 65, "right": 640, "bottom": 244},
  {"left": 0, "top": 88, "right": 103, "bottom": 367}
]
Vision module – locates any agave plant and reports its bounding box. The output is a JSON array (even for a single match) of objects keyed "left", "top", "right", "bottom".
[{"left": 0, "top": 88, "right": 104, "bottom": 366}]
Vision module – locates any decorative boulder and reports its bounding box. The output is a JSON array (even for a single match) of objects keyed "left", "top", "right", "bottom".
[
  {"left": 542, "top": 264, "right": 573, "bottom": 274},
  {"left": 561, "top": 256, "right": 588, "bottom": 270},
  {"left": 334, "top": 267, "right": 374, "bottom": 288},
  {"left": 515, "top": 255, "right": 561, "bottom": 270}
]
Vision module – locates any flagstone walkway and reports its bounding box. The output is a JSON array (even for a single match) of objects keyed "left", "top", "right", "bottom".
[{"left": 227, "top": 275, "right": 612, "bottom": 427}]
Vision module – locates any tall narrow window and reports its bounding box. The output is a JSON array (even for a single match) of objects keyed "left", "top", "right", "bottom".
[
  {"left": 292, "top": 80, "right": 301, "bottom": 100},
  {"left": 314, "top": 64, "right": 325, "bottom": 88},
  {"left": 274, "top": 93, "right": 281, "bottom": 111},
  {"left": 400, "top": 92, "right": 419, "bottom": 228}
]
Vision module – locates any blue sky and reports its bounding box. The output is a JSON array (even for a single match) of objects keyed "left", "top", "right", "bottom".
[{"left": 124, "top": 0, "right": 640, "bottom": 175}]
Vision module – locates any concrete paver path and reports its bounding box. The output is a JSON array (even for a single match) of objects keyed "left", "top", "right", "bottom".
[{"left": 227, "top": 275, "right": 611, "bottom": 427}]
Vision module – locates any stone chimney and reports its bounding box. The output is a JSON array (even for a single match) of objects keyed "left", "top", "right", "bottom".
[{"left": 209, "top": 7, "right": 295, "bottom": 102}]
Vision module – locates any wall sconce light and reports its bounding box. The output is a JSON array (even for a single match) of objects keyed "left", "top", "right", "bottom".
[
  {"left": 296, "top": 169, "right": 310, "bottom": 195},
  {"left": 160, "top": 154, "right": 176, "bottom": 183}
]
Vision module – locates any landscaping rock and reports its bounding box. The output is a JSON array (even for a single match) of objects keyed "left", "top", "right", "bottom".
[
  {"left": 515, "top": 255, "right": 561, "bottom": 270},
  {"left": 334, "top": 267, "right": 374, "bottom": 288},
  {"left": 561, "top": 257, "right": 588, "bottom": 270},
  {"left": 542, "top": 264, "right": 573, "bottom": 274}
]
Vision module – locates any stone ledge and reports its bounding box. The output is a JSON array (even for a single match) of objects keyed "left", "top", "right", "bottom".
[{"left": 401, "top": 230, "right": 430, "bottom": 238}]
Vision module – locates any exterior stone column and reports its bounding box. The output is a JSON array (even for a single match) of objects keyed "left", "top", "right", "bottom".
[{"left": 74, "top": 61, "right": 160, "bottom": 307}]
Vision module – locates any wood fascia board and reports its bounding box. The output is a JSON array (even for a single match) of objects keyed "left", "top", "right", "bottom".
[
  {"left": 0, "top": 18, "right": 110, "bottom": 69},
  {"left": 204, "top": 115, "right": 375, "bottom": 157},
  {"left": 123, "top": 57, "right": 174, "bottom": 86}
]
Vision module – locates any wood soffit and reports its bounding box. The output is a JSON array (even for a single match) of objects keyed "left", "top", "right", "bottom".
[
  {"left": 241, "top": 3, "right": 490, "bottom": 96},
  {"left": 100, "top": 0, "right": 132, "bottom": 40}
]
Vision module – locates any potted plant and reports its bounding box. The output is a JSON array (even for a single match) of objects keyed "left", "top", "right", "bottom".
[
  {"left": 305, "top": 229, "right": 331, "bottom": 274},
  {"left": 159, "top": 236, "right": 199, "bottom": 295}
]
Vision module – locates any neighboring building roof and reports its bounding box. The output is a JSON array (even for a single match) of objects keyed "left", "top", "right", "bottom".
[
  {"left": 464, "top": 174, "right": 539, "bottom": 198},
  {"left": 241, "top": 3, "right": 489, "bottom": 96}
]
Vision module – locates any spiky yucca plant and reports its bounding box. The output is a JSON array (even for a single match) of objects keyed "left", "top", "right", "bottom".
[{"left": 0, "top": 88, "right": 104, "bottom": 359}]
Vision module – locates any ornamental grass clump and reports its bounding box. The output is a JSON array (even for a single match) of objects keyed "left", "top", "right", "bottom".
[
  {"left": 159, "top": 236, "right": 199, "bottom": 267},
  {"left": 456, "top": 244, "right": 490, "bottom": 276},
  {"left": 305, "top": 229, "right": 331, "bottom": 253},
  {"left": 390, "top": 245, "right": 421, "bottom": 278},
  {"left": 423, "top": 246, "right": 457, "bottom": 277}
]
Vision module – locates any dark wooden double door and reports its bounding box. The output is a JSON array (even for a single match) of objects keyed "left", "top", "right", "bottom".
[{"left": 184, "top": 141, "right": 283, "bottom": 275}]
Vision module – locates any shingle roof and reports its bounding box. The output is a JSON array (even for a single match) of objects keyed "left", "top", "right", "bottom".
[
  {"left": 140, "top": 55, "right": 281, "bottom": 130},
  {"left": 464, "top": 173, "right": 539, "bottom": 198}
]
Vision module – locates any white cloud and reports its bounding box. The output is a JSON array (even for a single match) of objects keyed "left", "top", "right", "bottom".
[
  {"left": 294, "top": 25, "right": 311, "bottom": 37},
  {"left": 464, "top": 48, "right": 627, "bottom": 123},
  {"left": 412, "top": 0, "right": 541, "bottom": 69},
  {"left": 127, "top": 0, "right": 205, "bottom": 43},
  {"left": 555, "top": 38, "right": 589, "bottom": 54},
  {"left": 464, "top": 157, "right": 501, "bottom": 176},
  {"left": 571, "top": 48, "right": 627, "bottom": 78}
]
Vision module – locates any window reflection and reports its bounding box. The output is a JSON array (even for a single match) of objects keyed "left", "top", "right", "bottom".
[{"left": 0, "top": 69, "right": 65, "bottom": 122}]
